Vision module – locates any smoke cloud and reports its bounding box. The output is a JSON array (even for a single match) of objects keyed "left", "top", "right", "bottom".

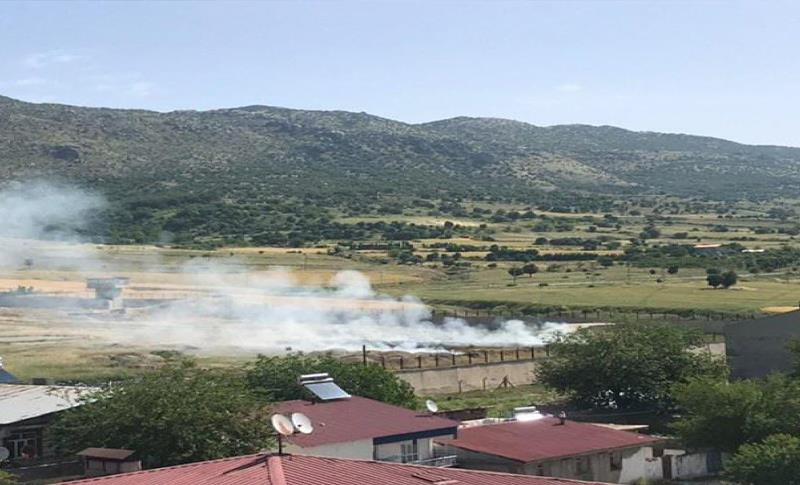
[{"left": 0, "top": 180, "right": 105, "bottom": 269}]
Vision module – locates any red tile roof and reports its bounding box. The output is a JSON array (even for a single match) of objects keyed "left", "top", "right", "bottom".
[
  {"left": 437, "top": 418, "right": 663, "bottom": 463},
  {"left": 273, "top": 396, "right": 458, "bottom": 447},
  {"left": 61, "top": 453, "right": 615, "bottom": 485}
]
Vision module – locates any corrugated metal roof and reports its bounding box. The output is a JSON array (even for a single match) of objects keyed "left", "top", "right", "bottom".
[
  {"left": 437, "top": 418, "right": 663, "bottom": 463},
  {"left": 0, "top": 384, "right": 91, "bottom": 424},
  {"left": 60, "top": 453, "right": 615, "bottom": 485},
  {"left": 274, "top": 396, "right": 458, "bottom": 447}
]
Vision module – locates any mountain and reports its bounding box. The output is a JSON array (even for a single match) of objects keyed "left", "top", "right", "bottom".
[{"left": 0, "top": 94, "right": 798, "bottom": 244}]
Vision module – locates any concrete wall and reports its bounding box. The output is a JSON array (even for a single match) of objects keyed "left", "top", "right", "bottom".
[
  {"left": 286, "top": 438, "right": 373, "bottom": 460},
  {"left": 725, "top": 310, "right": 800, "bottom": 379},
  {"left": 396, "top": 360, "right": 539, "bottom": 395}
]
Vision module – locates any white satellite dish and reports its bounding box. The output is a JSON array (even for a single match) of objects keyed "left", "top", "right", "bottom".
[
  {"left": 426, "top": 399, "right": 439, "bottom": 413},
  {"left": 291, "top": 412, "right": 314, "bottom": 434},
  {"left": 271, "top": 414, "right": 295, "bottom": 436},
  {"left": 0, "top": 446, "right": 9, "bottom": 461}
]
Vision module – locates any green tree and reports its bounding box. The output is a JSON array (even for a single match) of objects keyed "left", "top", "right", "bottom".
[
  {"left": 721, "top": 270, "right": 738, "bottom": 288},
  {"left": 507, "top": 266, "right": 524, "bottom": 283},
  {"left": 537, "top": 323, "right": 726, "bottom": 410},
  {"left": 672, "top": 374, "right": 800, "bottom": 452},
  {"left": 725, "top": 434, "right": 800, "bottom": 485},
  {"left": 49, "top": 361, "right": 272, "bottom": 469},
  {"left": 0, "top": 470, "right": 17, "bottom": 484},
  {"left": 522, "top": 263, "right": 539, "bottom": 278},
  {"left": 245, "top": 354, "right": 416, "bottom": 408},
  {"left": 707, "top": 272, "right": 723, "bottom": 288}
]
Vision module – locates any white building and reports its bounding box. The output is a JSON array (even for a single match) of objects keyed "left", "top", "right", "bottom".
[{"left": 275, "top": 395, "right": 459, "bottom": 466}]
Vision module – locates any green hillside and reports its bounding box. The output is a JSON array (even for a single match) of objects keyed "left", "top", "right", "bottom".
[{"left": 1, "top": 94, "right": 798, "bottom": 245}]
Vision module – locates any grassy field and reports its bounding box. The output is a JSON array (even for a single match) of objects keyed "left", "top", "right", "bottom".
[{"left": 419, "top": 384, "right": 560, "bottom": 418}]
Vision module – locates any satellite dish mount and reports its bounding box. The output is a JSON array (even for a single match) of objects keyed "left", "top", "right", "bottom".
[{"left": 270, "top": 412, "right": 314, "bottom": 455}]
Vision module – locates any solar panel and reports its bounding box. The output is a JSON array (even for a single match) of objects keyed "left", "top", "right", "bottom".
[{"left": 299, "top": 373, "right": 351, "bottom": 401}]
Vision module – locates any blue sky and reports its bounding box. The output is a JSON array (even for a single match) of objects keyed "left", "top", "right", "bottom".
[{"left": 1, "top": 1, "right": 798, "bottom": 146}]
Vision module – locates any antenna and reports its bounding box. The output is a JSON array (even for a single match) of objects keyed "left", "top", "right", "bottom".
[
  {"left": 0, "top": 447, "right": 9, "bottom": 462},
  {"left": 271, "top": 413, "right": 315, "bottom": 454},
  {"left": 291, "top": 413, "right": 314, "bottom": 434},
  {"left": 425, "top": 399, "right": 439, "bottom": 414}
]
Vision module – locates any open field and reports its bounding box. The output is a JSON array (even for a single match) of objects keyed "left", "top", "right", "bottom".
[{"left": 1, "top": 204, "right": 799, "bottom": 383}]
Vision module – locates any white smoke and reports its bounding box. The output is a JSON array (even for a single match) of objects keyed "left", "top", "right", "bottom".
[
  {"left": 0, "top": 180, "right": 105, "bottom": 269},
  {"left": 0, "top": 180, "right": 569, "bottom": 354},
  {"left": 108, "top": 268, "right": 568, "bottom": 353}
]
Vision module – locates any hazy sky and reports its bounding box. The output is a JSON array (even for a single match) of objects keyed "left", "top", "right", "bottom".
[{"left": 1, "top": 1, "right": 798, "bottom": 146}]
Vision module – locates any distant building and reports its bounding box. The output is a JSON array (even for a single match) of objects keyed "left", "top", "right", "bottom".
[
  {"left": 59, "top": 452, "right": 617, "bottom": 485},
  {"left": 726, "top": 309, "right": 800, "bottom": 379},
  {"left": 0, "top": 384, "right": 91, "bottom": 460},
  {"left": 275, "top": 396, "right": 459, "bottom": 465},
  {"left": 436, "top": 417, "right": 664, "bottom": 483},
  {"left": 78, "top": 448, "right": 141, "bottom": 477}
]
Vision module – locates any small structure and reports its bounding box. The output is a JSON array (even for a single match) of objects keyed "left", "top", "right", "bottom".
[
  {"left": 274, "top": 374, "right": 458, "bottom": 465},
  {"left": 86, "top": 277, "right": 129, "bottom": 310},
  {"left": 726, "top": 309, "right": 800, "bottom": 379},
  {"left": 78, "top": 448, "right": 141, "bottom": 477},
  {"left": 436, "top": 417, "right": 664, "bottom": 483},
  {"left": 58, "top": 452, "right": 616, "bottom": 485},
  {"left": 0, "top": 384, "right": 91, "bottom": 460}
]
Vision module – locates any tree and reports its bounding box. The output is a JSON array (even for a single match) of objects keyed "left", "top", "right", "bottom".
[
  {"left": 725, "top": 434, "right": 800, "bottom": 485},
  {"left": 667, "top": 265, "right": 679, "bottom": 275},
  {"left": 707, "top": 272, "right": 723, "bottom": 288},
  {"left": 537, "top": 323, "right": 726, "bottom": 410},
  {"left": 672, "top": 374, "right": 800, "bottom": 452},
  {"left": 245, "top": 354, "right": 416, "bottom": 408},
  {"left": 0, "top": 471, "right": 16, "bottom": 484},
  {"left": 49, "top": 361, "right": 272, "bottom": 469},
  {"left": 721, "top": 270, "right": 738, "bottom": 289},
  {"left": 507, "top": 266, "right": 524, "bottom": 283},
  {"left": 522, "top": 263, "right": 539, "bottom": 278}
]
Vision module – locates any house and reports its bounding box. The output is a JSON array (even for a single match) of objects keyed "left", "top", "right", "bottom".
[
  {"left": 59, "top": 452, "right": 616, "bottom": 485},
  {"left": 725, "top": 309, "right": 800, "bottom": 379},
  {"left": 0, "top": 384, "right": 90, "bottom": 460},
  {"left": 436, "top": 417, "right": 664, "bottom": 483},
  {"left": 274, "top": 396, "right": 459, "bottom": 465},
  {"left": 78, "top": 448, "right": 142, "bottom": 477}
]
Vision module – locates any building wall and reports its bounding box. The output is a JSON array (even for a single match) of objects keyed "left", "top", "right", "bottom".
[
  {"left": 725, "top": 311, "right": 800, "bottom": 379},
  {"left": 286, "top": 439, "right": 373, "bottom": 460},
  {"left": 396, "top": 360, "right": 538, "bottom": 394}
]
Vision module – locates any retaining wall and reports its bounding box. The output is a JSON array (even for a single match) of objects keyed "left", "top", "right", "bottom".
[{"left": 396, "top": 359, "right": 539, "bottom": 395}]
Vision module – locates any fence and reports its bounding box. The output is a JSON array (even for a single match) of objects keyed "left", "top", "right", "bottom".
[{"left": 359, "top": 345, "right": 550, "bottom": 372}]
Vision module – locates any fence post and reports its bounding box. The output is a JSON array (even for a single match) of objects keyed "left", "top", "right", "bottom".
[
  {"left": 545, "top": 345, "right": 550, "bottom": 357},
  {"left": 417, "top": 356, "right": 422, "bottom": 368},
  {"left": 400, "top": 357, "right": 404, "bottom": 370},
  {"left": 484, "top": 350, "right": 489, "bottom": 363},
  {"left": 380, "top": 356, "right": 386, "bottom": 369},
  {"left": 516, "top": 348, "right": 520, "bottom": 360},
  {"left": 531, "top": 346, "right": 535, "bottom": 360},
  {"left": 452, "top": 353, "right": 456, "bottom": 366},
  {"left": 435, "top": 355, "right": 439, "bottom": 367},
  {"left": 468, "top": 353, "right": 473, "bottom": 365},
  {"left": 362, "top": 345, "right": 367, "bottom": 366},
  {"left": 500, "top": 350, "right": 505, "bottom": 362}
]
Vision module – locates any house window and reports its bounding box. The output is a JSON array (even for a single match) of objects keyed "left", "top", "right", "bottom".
[
  {"left": 3, "top": 430, "right": 40, "bottom": 459},
  {"left": 576, "top": 456, "right": 590, "bottom": 475},
  {"left": 610, "top": 452, "right": 623, "bottom": 471},
  {"left": 400, "top": 441, "right": 419, "bottom": 463}
]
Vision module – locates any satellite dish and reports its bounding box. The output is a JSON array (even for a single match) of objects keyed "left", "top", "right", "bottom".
[
  {"left": 271, "top": 414, "right": 295, "bottom": 436},
  {"left": 291, "top": 412, "right": 314, "bottom": 434},
  {"left": 426, "top": 399, "right": 439, "bottom": 413},
  {"left": 0, "top": 447, "right": 9, "bottom": 461}
]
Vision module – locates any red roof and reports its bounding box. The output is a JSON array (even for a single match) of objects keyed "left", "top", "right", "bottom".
[
  {"left": 437, "top": 418, "right": 663, "bottom": 463},
  {"left": 61, "top": 453, "right": 614, "bottom": 485},
  {"left": 273, "top": 396, "right": 458, "bottom": 447}
]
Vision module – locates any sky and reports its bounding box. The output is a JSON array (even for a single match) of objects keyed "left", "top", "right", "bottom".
[{"left": 0, "top": 1, "right": 799, "bottom": 146}]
